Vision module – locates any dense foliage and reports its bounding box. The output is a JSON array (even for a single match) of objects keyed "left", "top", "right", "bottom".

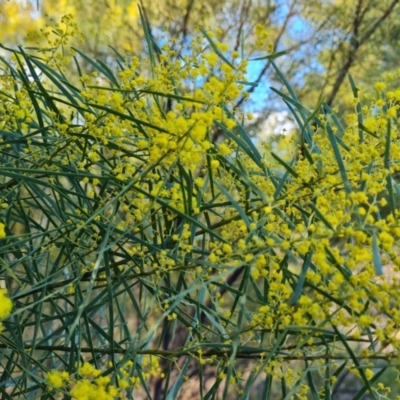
[{"left": 1, "top": 10, "right": 400, "bottom": 400}]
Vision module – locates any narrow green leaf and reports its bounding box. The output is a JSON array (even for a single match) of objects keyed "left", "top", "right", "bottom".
[
  {"left": 326, "top": 123, "right": 351, "bottom": 194},
  {"left": 290, "top": 251, "right": 313, "bottom": 305},
  {"left": 138, "top": 5, "right": 156, "bottom": 73},
  {"left": 214, "top": 180, "right": 250, "bottom": 227},
  {"left": 28, "top": 57, "right": 82, "bottom": 109},
  {"left": 372, "top": 232, "right": 383, "bottom": 275},
  {"left": 222, "top": 106, "right": 265, "bottom": 171},
  {"left": 214, "top": 120, "right": 263, "bottom": 170},
  {"left": 108, "top": 44, "right": 126, "bottom": 62},
  {"left": 270, "top": 152, "right": 299, "bottom": 178},
  {"left": 323, "top": 103, "right": 345, "bottom": 135},
  {"left": 358, "top": 123, "right": 379, "bottom": 139},
  {"left": 71, "top": 47, "right": 119, "bottom": 85},
  {"left": 348, "top": 74, "right": 364, "bottom": 143},
  {"left": 166, "top": 359, "right": 190, "bottom": 400},
  {"left": 384, "top": 118, "right": 396, "bottom": 218},
  {"left": 331, "top": 325, "right": 376, "bottom": 399},
  {"left": 250, "top": 50, "right": 287, "bottom": 61},
  {"left": 270, "top": 60, "right": 299, "bottom": 101},
  {"left": 299, "top": 96, "right": 325, "bottom": 144},
  {"left": 308, "top": 202, "right": 335, "bottom": 231},
  {"left": 139, "top": 89, "right": 205, "bottom": 104},
  {"left": 353, "top": 366, "right": 387, "bottom": 400},
  {"left": 235, "top": 80, "right": 258, "bottom": 87}
]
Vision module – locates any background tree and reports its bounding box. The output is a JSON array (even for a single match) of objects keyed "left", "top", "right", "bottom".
[{"left": 1, "top": 0, "right": 399, "bottom": 122}]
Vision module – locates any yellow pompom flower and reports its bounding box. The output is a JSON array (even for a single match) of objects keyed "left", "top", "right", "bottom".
[
  {"left": 222, "top": 243, "right": 233, "bottom": 254},
  {"left": 0, "top": 289, "right": 12, "bottom": 320},
  {"left": 374, "top": 82, "right": 386, "bottom": 91},
  {"left": 46, "top": 370, "right": 67, "bottom": 389},
  {"left": 0, "top": 223, "right": 6, "bottom": 239}
]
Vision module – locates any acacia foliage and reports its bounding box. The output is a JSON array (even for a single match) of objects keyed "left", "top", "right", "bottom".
[{"left": 1, "top": 12, "right": 400, "bottom": 400}]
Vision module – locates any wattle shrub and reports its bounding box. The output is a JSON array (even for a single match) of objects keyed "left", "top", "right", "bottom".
[{"left": 1, "top": 12, "right": 400, "bottom": 400}]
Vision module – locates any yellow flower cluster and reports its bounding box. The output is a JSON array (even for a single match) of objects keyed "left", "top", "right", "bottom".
[
  {"left": 0, "top": 289, "right": 12, "bottom": 334},
  {"left": 46, "top": 357, "right": 162, "bottom": 399},
  {"left": 0, "top": 222, "right": 5, "bottom": 239}
]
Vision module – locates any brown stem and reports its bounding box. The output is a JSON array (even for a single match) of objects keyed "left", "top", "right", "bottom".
[{"left": 1, "top": 343, "right": 396, "bottom": 361}]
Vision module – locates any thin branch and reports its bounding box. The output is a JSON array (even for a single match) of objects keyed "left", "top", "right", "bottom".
[
  {"left": 1, "top": 343, "right": 398, "bottom": 362},
  {"left": 180, "top": 0, "right": 195, "bottom": 40},
  {"left": 234, "top": 0, "right": 253, "bottom": 52}
]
